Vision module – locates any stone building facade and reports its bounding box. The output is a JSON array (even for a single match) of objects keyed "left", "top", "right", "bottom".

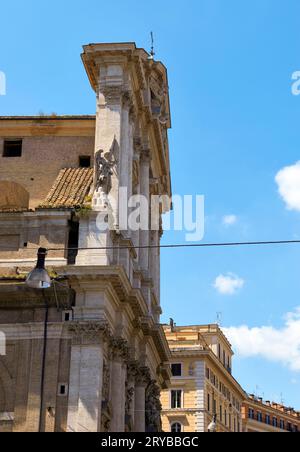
[
  {"left": 161, "top": 324, "right": 245, "bottom": 433},
  {"left": 242, "top": 395, "right": 300, "bottom": 433},
  {"left": 0, "top": 42, "right": 172, "bottom": 432}
]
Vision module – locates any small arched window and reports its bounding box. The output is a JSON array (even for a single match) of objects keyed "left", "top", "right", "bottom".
[
  {"left": 171, "top": 422, "right": 182, "bottom": 433},
  {"left": 0, "top": 181, "right": 29, "bottom": 210}
]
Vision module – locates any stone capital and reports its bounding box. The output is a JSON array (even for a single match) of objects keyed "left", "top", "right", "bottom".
[
  {"left": 140, "top": 149, "right": 151, "bottom": 163},
  {"left": 68, "top": 320, "right": 111, "bottom": 346},
  {"left": 135, "top": 366, "right": 151, "bottom": 386},
  {"left": 110, "top": 337, "right": 129, "bottom": 361},
  {"left": 99, "top": 86, "right": 127, "bottom": 105}
]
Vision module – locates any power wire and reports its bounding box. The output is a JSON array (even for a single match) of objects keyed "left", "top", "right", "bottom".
[{"left": 37, "top": 239, "right": 300, "bottom": 252}]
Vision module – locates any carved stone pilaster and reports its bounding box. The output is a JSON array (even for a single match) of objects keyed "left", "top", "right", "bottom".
[
  {"left": 102, "top": 361, "right": 111, "bottom": 402},
  {"left": 68, "top": 321, "right": 111, "bottom": 346},
  {"left": 101, "top": 361, "right": 112, "bottom": 433}
]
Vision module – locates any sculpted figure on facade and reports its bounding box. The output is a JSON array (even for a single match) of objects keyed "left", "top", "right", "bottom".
[
  {"left": 101, "top": 361, "right": 112, "bottom": 432},
  {"left": 125, "top": 382, "right": 135, "bottom": 432},
  {"left": 145, "top": 380, "right": 162, "bottom": 432},
  {"left": 95, "top": 150, "right": 114, "bottom": 195}
]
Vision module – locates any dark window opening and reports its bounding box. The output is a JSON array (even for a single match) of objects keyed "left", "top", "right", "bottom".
[
  {"left": 171, "top": 390, "right": 182, "bottom": 409},
  {"left": 171, "top": 423, "right": 182, "bottom": 433},
  {"left": 59, "top": 385, "right": 66, "bottom": 396},
  {"left": 79, "top": 156, "right": 91, "bottom": 168},
  {"left": 67, "top": 218, "right": 79, "bottom": 265},
  {"left": 64, "top": 312, "right": 71, "bottom": 322},
  {"left": 171, "top": 363, "right": 182, "bottom": 377},
  {"left": 3, "top": 140, "right": 23, "bottom": 157}
]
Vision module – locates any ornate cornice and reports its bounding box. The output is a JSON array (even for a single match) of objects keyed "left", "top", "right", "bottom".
[{"left": 68, "top": 320, "right": 111, "bottom": 346}]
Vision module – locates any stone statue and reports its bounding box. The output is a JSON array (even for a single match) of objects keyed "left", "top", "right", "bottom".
[
  {"left": 125, "top": 382, "right": 135, "bottom": 432},
  {"left": 95, "top": 149, "right": 114, "bottom": 194},
  {"left": 145, "top": 381, "right": 162, "bottom": 433}
]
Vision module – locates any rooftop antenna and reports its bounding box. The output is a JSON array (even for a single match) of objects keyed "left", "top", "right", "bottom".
[{"left": 148, "top": 32, "right": 155, "bottom": 60}]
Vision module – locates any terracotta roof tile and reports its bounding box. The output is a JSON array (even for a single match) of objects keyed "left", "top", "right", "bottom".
[{"left": 40, "top": 168, "right": 94, "bottom": 209}]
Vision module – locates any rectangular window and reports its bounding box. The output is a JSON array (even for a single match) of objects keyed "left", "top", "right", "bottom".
[
  {"left": 265, "top": 415, "right": 270, "bottom": 425},
  {"left": 248, "top": 409, "right": 253, "bottom": 419},
  {"left": 171, "top": 390, "right": 182, "bottom": 409},
  {"left": 280, "top": 420, "right": 285, "bottom": 430},
  {"left": 207, "top": 393, "right": 210, "bottom": 412},
  {"left": 257, "top": 412, "right": 263, "bottom": 423},
  {"left": 206, "top": 367, "right": 210, "bottom": 379},
  {"left": 3, "top": 139, "right": 23, "bottom": 157},
  {"left": 79, "top": 155, "right": 91, "bottom": 168},
  {"left": 273, "top": 417, "right": 277, "bottom": 428},
  {"left": 62, "top": 310, "right": 73, "bottom": 322},
  {"left": 171, "top": 363, "right": 182, "bottom": 377},
  {"left": 213, "top": 399, "right": 217, "bottom": 414},
  {"left": 219, "top": 405, "right": 223, "bottom": 423},
  {"left": 58, "top": 383, "right": 68, "bottom": 397}
]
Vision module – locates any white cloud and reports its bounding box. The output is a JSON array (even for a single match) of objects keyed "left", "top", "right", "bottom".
[
  {"left": 223, "top": 307, "right": 300, "bottom": 372},
  {"left": 222, "top": 214, "right": 238, "bottom": 226},
  {"left": 275, "top": 161, "right": 300, "bottom": 211},
  {"left": 213, "top": 273, "right": 245, "bottom": 295}
]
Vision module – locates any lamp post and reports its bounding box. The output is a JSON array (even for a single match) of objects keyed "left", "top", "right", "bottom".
[{"left": 25, "top": 247, "right": 51, "bottom": 431}]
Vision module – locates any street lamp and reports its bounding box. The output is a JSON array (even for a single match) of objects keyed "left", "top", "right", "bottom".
[
  {"left": 26, "top": 248, "right": 51, "bottom": 289},
  {"left": 25, "top": 247, "right": 52, "bottom": 431},
  {"left": 208, "top": 414, "right": 217, "bottom": 433}
]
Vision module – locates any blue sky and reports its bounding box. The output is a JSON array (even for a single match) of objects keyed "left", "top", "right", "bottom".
[{"left": 1, "top": 0, "right": 300, "bottom": 408}]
